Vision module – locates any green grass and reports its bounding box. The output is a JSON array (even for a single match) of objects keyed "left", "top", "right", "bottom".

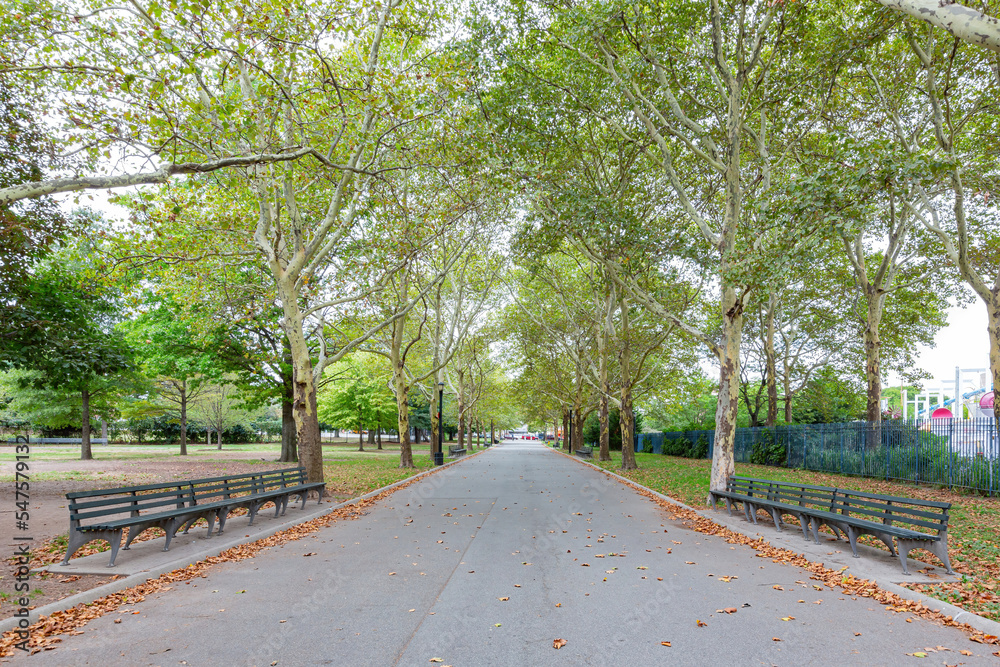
[{"left": 592, "top": 451, "right": 1000, "bottom": 622}]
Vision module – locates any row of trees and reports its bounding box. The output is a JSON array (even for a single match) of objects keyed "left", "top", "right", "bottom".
[{"left": 2, "top": 0, "right": 998, "bottom": 493}]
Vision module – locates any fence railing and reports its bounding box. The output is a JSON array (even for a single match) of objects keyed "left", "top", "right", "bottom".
[{"left": 636, "top": 418, "right": 1000, "bottom": 495}]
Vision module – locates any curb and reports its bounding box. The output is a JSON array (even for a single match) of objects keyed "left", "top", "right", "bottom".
[
  {"left": 1, "top": 452, "right": 479, "bottom": 635},
  {"left": 562, "top": 450, "right": 1000, "bottom": 638}
]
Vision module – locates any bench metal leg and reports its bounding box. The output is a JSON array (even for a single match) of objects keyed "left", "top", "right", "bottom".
[
  {"left": 768, "top": 507, "right": 783, "bottom": 531},
  {"left": 106, "top": 532, "right": 123, "bottom": 567},
  {"left": 845, "top": 525, "right": 861, "bottom": 558},
  {"left": 61, "top": 528, "right": 123, "bottom": 566},
  {"left": 806, "top": 517, "right": 821, "bottom": 544},
  {"left": 897, "top": 538, "right": 954, "bottom": 576},
  {"left": 217, "top": 508, "right": 230, "bottom": 535}
]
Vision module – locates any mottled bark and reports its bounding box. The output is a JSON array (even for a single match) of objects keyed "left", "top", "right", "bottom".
[
  {"left": 393, "top": 363, "right": 413, "bottom": 468},
  {"left": 280, "top": 378, "right": 298, "bottom": 463},
  {"left": 875, "top": 0, "right": 1000, "bottom": 53},
  {"left": 619, "top": 295, "right": 637, "bottom": 470},
  {"left": 598, "top": 286, "right": 612, "bottom": 461},
  {"left": 562, "top": 410, "right": 570, "bottom": 452},
  {"left": 864, "top": 292, "right": 886, "bottom": 423},
  {"left": 764, "top": 295, "right": 778, "bottom": 427},
  {"left": 709, "top": 287, "right": 742, "bottom": 495},
  {"left": 80, "top": 387, "right": 93, "bottom": 461},
  {"left": 177, "top": 379, "right": 188, "bottom": 456},
  {"left": 989, "top": 302, "right": 1000, "bottom": 428}
]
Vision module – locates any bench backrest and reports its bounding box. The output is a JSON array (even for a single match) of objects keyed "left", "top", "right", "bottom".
[
  {"left": 66, "top": 468, "right": 307, "bottom": 527},
  {"left": 767, "top": 480, "right": 838, "bottom": 511},
  {"left": 68, "top": 482, "right": 195, "bottom": 525},
  {"left": 830, "top": 489, "right": 950, "bottom": 535}
]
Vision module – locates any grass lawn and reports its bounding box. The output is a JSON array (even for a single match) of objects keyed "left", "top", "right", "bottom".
[{"left": 592, "top": 451, "right": 1000, "bottom": 622}]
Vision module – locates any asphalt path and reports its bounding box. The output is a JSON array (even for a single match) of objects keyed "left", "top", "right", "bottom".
[{"left": 22, "top": 442, "right": 997, "bottom": 666}]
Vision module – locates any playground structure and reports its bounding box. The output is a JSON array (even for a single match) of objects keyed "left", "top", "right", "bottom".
[{"left": 901, "top": 366, "right": 993, "bottom": 420}]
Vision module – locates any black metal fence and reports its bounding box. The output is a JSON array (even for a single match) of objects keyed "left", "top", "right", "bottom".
[{"left": 636, "top": 418, "right": 1000, "bottom": 495}]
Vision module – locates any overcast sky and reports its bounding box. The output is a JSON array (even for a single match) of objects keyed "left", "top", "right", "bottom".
[{"left": 900, "top": 294, "right": 993, "bottom": 391}]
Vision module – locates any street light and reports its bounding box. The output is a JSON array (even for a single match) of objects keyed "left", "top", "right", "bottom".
[{"left": 436, "top": 382, "right": 445, "bottom": 466}]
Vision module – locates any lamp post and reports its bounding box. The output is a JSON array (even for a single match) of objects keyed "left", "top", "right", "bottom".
[{"left": 436, "top": 381, "right": 445, "bottom": 466}]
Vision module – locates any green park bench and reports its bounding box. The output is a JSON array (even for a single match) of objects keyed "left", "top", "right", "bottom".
[
  {"left": 709, "top": 476, "right": 953, "bottom": 575},
  {"left": 574, "top": 446, "right": 593, "bottom": 459},
  {"left": 447, "top": 445, "right": 467, "bottom": 458},
  {"left": 62, "top": 468, "right": 325, "bottom": 567}
]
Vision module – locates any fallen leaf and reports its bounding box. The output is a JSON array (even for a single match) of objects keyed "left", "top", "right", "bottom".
[
  {"left": 685, "top": 561, "right": 696, "bottom": 565},
  {"left": 514, "top": 584, "right": 521, "bottom": 588},
  {"left": 113, "top": 619, "right": 121, "bottom": 624},
  {"left": 303, "top": 552, "right": 316, "bottom": 557},
  {"left": 960, "top": 650, "right": 973, "bottom": 656},
  {"left": 773, "top": 637, "right": 781, "bottom": 642},
  {"left": 773, "top": 585, "right": 784, "bottom": 590},
  {"left": 661, "top": 641, "right": 671, "bottom": 647},
  {"left": 430, "top": 659, "right": 443, "bottom": 663},
  {"left": 498, "top": 597, "right": 509, "bottom": 602},
  {"left": 389, "top": 572, "right": 396, "bottom": 576},
  {"left": 553, "top": 638, "right": 567, "bottom": 649},
  {"left": 696, "top": 620, "right": 707, "bottom": 627},
  {"left": 854, "top": 633, "right": 861, "bottom": 636},
  {"left": 637, "top": 566, "right": 648, "bottom": 570},
  {"left": 555, "top": 603, "right": 561, "bottom": 607},
  {"left": 907, "top": 652, "right": 927, "bottom": 658},
  {"left": 781, "top": 616, "right": 795, "bottom": 621}
]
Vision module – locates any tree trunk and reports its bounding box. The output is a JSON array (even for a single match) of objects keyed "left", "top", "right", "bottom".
[
  {"left": 358, "top": 414, "right": 365, "bottom": 451},
  {"left": 393, "top": 370, "right": 413, "bottom": 468},
  {"left": 598, "top": 292, "right": 612, "bottom": 461},
  {"left": 562, "top": 410, "right": 570, "bottom": 451},
  {"left": 292, "top": 369, "right": 323, "bottom": 481},
  {"left": 986, "top": 297, "right": 1000, "bottom": 430},
  {"left": 217, "top": 425, "right": 222, "bottom": 450},
  {"left": 179, "top": 378, "right": 188, "bottom": 456},
  {"left": 377, "top": 429, "right": 383, "bottom": 450},
  {"left": 80, "top": 387, "right": 93, "bottom": 461},
  {"left": 709, "top": 286, "right": 743, "bottom": 495},
  {"left": 764, "top": 294, "right": 779, "bottom": 427},
  {"left": 280, "top": 381, "right": 298, "bottom": 462},
  {"left": 619, "top": 295, "right": 637, "bottom": 470},
  {"left": 864, "top": 290, "right": 886, "bottom": 424},
  {"left": 100, "top": 418, "right": 107, "bottom": 445},
  {"left": 368, "top": 429, "right": 375, "bottom": 445},
  {"left": 456, "top": 366, "right": 466, "bottom": 451},
  {"left": 783, "top": 374, "right": 793, "bottom": 423}
]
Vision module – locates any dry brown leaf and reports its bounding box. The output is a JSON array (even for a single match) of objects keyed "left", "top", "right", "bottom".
[
  {"left": 696, "top": 620, "right": 707, "bottom": 627},
  {"left": 661, "top": 641, "right": 671, "bottom": 647},
  {"left": 553, "top": 638, "right": 567, "bottom": 649},
  {"left": 498, "top": 597, "right": 509, "bottom": 602}
]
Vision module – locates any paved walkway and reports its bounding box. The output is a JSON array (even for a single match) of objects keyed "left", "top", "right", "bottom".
[{"left": 22, "top": 442, "right": 996, "bottom": 665}]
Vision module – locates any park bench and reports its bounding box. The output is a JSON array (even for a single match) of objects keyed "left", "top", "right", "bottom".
[
  {"left": 574, "top": 446, "right": 593, "bottom": 459},
  {"left": 709, "top": 476, "right": 953, "bottom": 575},
  {"left": 62, "top": 468, "right": 325, "bottom": 567},
  {"left": 447, "top": 445, "right": 467, "bottom": 458}
]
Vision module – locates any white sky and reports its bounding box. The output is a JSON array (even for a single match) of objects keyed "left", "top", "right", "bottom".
[{"left": 898, "top": 294, "right": 993, "bottom": 390}]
